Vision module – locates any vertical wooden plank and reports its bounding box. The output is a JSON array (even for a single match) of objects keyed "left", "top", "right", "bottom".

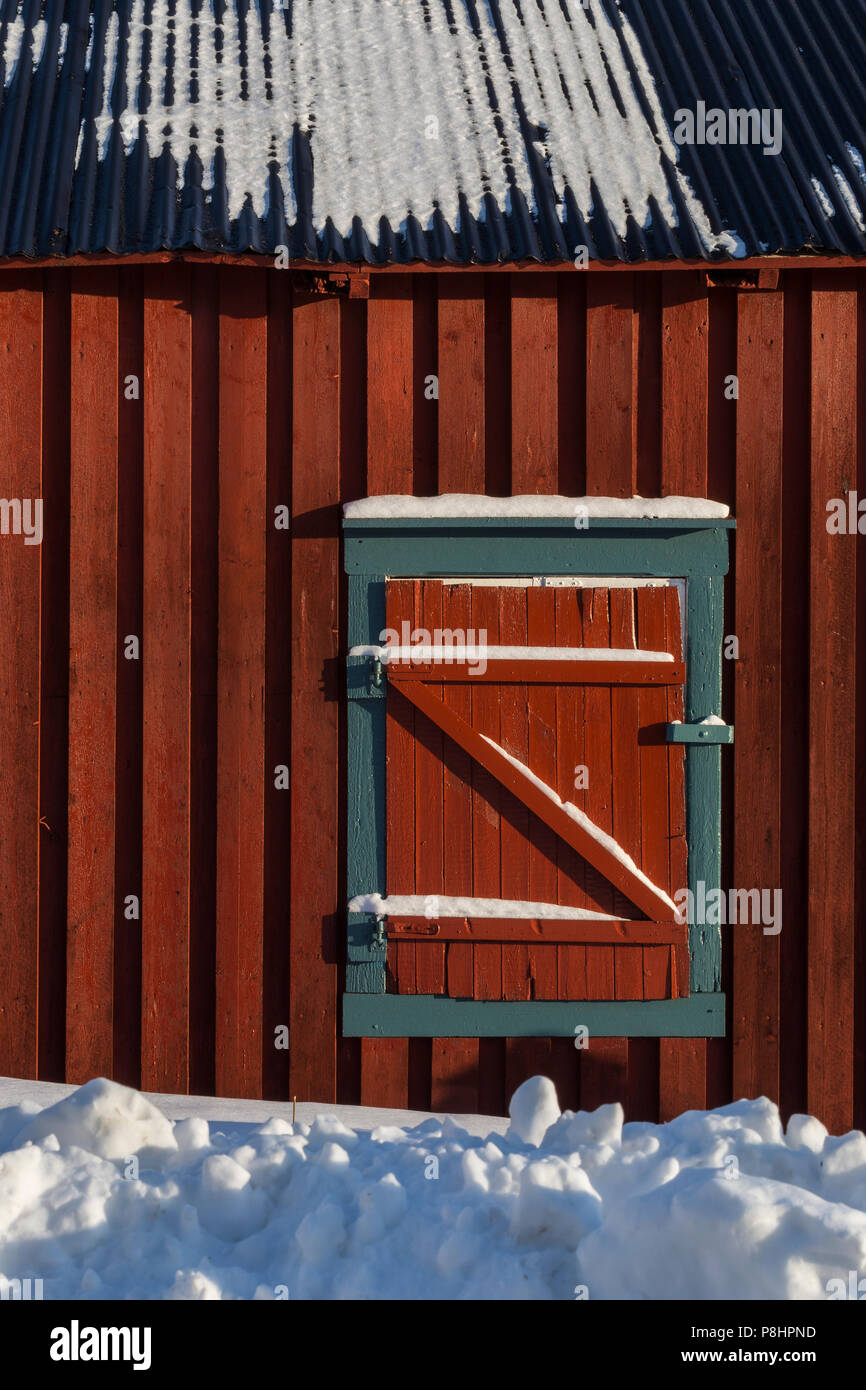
[
  {"left": 141, "top": 265, "right": 193, "bottom": 1094},
  {"left": 412, "top": 277, "right": 438, "bottom": 496},
  {"left": 362, "top": 579, "right": 413, "bottom": 1105},
  {"left": 484, "top": 276, "right": 511, "bottom": 495},
  {"left": 586, "top": 276, "right": 635, "bottom": 496},
  {"left": 511, "top": 275, "right": 558, "bottom": 493},
  {"left": 581, "top": 589, "right": 615, "bottom": 994},
  {"left": 0, "top": 279, "right": 42, "bottom": 1078},
  {"left": 66, "top": 273, "right": 118, "bottom": 1083},
  {"left": 114, "top": 269, "right": 143, "bottom": 1089},
  {"left": 414, "top": 580, "right": 446, "bottom": 996},
  {"left": 471, "top": 584, "right": 502, "bottom": 999},
  {"left": 290, "top": 290, "right": 340, "bottom": 1102},
  {"left": 664, "top": 585, "right": 689, "bottom": 999},
  {"left": 436, "top": 581, "right": 478, "bottom": 1110},
  {"left": 386, "top": 580, "right": 417, "bottom": 1000},
  {"left": 361, "top": 1039, "right": 408, "bottom": 1110},
  {"left": 263, "top": 268, "right": 293, "bottom": 1101},
  {"left": 557, "top": 273, "right": 586, "bottom": 495},
  {"left": 187, "top": 266, "right": 220, "bottom": 1098},
  {"left": 780, "top": 272, "right": 811, "bottom": 1123},
  {"left": 500, "top": 586, "right": 530, "bottom": 1005},
  {"left": 634, "top": 273, "right": 662, "bottom": 498},
  {"left": 437, "top": 275, "right": 484, "bottom": 491},
  {"left": 659, "top": 1037, "right": 706, "bottom": 1119},
  {"left": 337, "top": 293, "right": 367, "bottom": 1104},
  {"left": 659, "top": 272, "right": 711, "bottom": 1117},
  {"left": 38, "top": 273, "right": 70, "bottom": 1081},
  {"left": 526, "top": 586, "right": 559, "bottom": 1000},
  {"left": 581, "top": 1038, "right": 628, "bottom": 1111},
  {"left": 610, "top": 589, "right": 643, "bottom": 1002},
  {"left": 707, "top": 285, "right": 738, "bottom": 508},
  {"left": 215, "top": 268, "right": 268, "bottom": 1098},
  {"left": 367, "top": 276, "right": 413, "bottom": 495},
  {"left": 555, "top": 585, "right": 586, "bottom": 999},
  {"left": 856, "top": 273, "right": 866, "bottom": 1134},
  {"left": 431, "top": 1037, "right": 479, "bottom": 1113},
  {"left": 732, "top": 290, "right": 783, "bottom": 1106},
  {"left": 662, "top": 272, "right": 708, "bottom": 495},
  {"left": 808, "top": 275, "right": 857, "bottom": 1133}
]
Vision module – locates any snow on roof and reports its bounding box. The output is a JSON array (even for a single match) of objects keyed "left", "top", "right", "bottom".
[
  {"left": 1, "top": 0, "right": 865, "bottom": 261},
  {"left": 343, "top": 495, "right": 730, "bottom": 520}
]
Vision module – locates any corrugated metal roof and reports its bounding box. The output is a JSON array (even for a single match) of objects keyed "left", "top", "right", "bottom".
[{"left": 1, "top": 0, "right": 865, "bottom": 263}]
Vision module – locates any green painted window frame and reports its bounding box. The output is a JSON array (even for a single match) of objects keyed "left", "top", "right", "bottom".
[{"left": 342, "top": 515, "right": 735, "bottom": 1038}]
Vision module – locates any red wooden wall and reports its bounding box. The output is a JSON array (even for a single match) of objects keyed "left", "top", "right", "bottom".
[{"left": 0, "top": 263, "right": 863, "bottom": 1132}]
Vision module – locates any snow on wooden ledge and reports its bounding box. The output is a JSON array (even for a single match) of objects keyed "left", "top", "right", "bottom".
[
  {"left": 348, "top": 894, "right": 623, "bottom": 921},
  {"left": 348, "top": 645, "right": 675, "bottom": 663},
  {"left": 343, "top": 494, "right": 731, "bottom": 520}
]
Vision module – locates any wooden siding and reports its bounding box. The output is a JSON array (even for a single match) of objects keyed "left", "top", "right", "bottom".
[{"left": 0, "top": 265, "right": 862, "bottom": 1130}]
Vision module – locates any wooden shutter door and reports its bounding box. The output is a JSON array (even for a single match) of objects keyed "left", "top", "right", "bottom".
[{"left": 383, "top": 580, "right": 688, "bottom": 1003}]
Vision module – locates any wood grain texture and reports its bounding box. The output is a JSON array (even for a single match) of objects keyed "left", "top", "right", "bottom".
[
  {"left": 732, "top": 290, "right": 783, "bottom": 1105},
  {"left": 290, "top": 290, "right": 341, "bottom": 1101},
  {"left": 438, "top": 275, "right": 484, "bottom": 491},
  {"left": 511, "top": 275, "right": 558, "bottom": 493},
  {"left": 141, "top": 265, "right": 193, "bottom": 1093},
  {"left": 807, "top": 275, "right": 857, "bottom": 1133},
  {"left": 0, "top": 279, "right": 42, "bottom": 1078},
  {"left": 367, "top": 276, "right": 413, "bottom": 495},
  {"left": 586, "top": 275, "right": 634, "bottom": 496},
  {"left": 66, "top": 272, "right": 118, "bottom": 1083},
  {"left": 662, "top": 272, "right": 708, "bottom": 495},
  {"left": 214, "top": 269, "right": 268, "bottom": 1098},
  {"left": 39, "top": 273, "right": 71, "bottom": 1081}
]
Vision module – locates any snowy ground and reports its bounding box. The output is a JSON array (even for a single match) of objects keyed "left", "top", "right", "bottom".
[{"left": 1, "top": 1075, "right": 865, "bottom": 1300}]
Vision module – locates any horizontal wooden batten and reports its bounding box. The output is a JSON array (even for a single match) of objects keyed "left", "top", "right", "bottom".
[
  {"left": 343, "top": 993, "right": 727, "bottom": 1037},
  {"left": 386, "top": 659, "right": 684, "bottom": 684},
  {"left": 387, "top": 917, "right": 687, "bottom": 943}
]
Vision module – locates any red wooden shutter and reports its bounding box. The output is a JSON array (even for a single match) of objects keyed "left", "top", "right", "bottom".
[{"left": 384, "top": 580, "right": 688, "bottom": 1002}]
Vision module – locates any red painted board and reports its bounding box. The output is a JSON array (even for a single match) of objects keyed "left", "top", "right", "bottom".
[
  {"left": 732, "top": 290, "right": 783, "bottom": 1104},
  {"left": 807, "top": 276, "right": 857, "bottom": 1134},
  {"left": 290, "top": 291, "right": 340, "bottom": 1102},
  {"left": 66, "top": 272, "right": 118, "bottom": 1083},
  {"left": 0, "top": 279, "right": 42, "bottom": 1078}
]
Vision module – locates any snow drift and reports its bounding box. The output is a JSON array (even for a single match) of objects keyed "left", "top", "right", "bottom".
[{"left": 1, "top": 1076, "right": 865, "bottom": 1300}]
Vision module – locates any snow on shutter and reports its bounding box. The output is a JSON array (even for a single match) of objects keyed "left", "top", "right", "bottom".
[{"left": 381, "top": 580, "right": 688, "bottom": 1003}]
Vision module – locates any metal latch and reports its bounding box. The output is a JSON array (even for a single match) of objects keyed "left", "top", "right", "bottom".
[{"left": 664, "top": 722, "right": 734, "bottom": 744}]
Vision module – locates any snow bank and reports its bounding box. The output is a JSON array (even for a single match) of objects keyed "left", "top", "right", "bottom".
[
  {"left": 1, "top": 1077, "right": 865, "bottom": 1300},
  {"left": 343, "top": 494, "right": 731, "bottom": 520}
]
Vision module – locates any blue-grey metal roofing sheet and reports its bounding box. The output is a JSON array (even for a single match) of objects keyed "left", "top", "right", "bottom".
[{"left": 0, "top": 0, "right": 864, "bottom": 263}]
